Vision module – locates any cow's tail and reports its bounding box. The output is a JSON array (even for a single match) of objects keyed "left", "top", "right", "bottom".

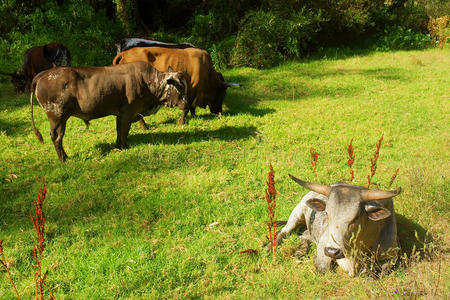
[
  {"left": 112, "top": 53, "right": 123, "bottom": 65},
  {"left": 30, "top": 80, "right": 44, "bottom": 144}
]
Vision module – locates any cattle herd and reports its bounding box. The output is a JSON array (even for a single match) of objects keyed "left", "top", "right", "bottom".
[{"left": 2, "top": 39, "right": 403, "bottom": 277}]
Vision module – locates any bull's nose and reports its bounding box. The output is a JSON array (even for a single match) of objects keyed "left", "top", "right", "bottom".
[{"left": 324, "top": 247, "right": 344, "bottom": 259}]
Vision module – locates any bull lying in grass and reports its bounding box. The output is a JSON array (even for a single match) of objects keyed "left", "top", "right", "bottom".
[
  {"left": 275, "top": 175, "right": 402, "bottom": 276},
  {"left": 30, "top": 61, "right": 187, "bottom": 162}
]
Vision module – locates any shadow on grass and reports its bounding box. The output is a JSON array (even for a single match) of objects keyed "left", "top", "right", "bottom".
[
  {"left": 225, "top": 95, "right": 276, "bottom": 117},
  {"left": 95, "top": 125, "right": 258, "bottom": 154},
  {"left": 396, "top": 213, "right": 430, "bottom": 258},
  {"left": 0, "top": 118, "right": 28, "bottom": 136},
  {"left": 306, "top": 67, "right": 407, "bottom": 81}
]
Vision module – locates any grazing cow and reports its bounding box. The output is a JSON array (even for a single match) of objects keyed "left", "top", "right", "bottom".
[
  {"left": 275, "top": 174, "right": 402, "bottom": 276},
  {"left": 112, "top": 46, "right": 239, "bottom": 127},
  {"left": 0, "top": 42, "right": 71, "bottom": 93},
  {"left": 117, "top": 38, "right": 195, "bottom": 53},
  {"left": 30, "top": 62, "right": 187, "bottom": 162}
]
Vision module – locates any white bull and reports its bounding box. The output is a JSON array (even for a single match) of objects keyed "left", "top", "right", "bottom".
[{"left": 275, "top": 175, "right": 401, "bottom": 276}]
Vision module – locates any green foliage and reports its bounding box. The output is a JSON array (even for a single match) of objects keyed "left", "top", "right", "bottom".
[
  {"left": 375, "top": 25, "right": 432, "bottom": 51},
  {"left": 231, "top": 9, "right": 323, "bottom": 68},
  {"left": 208, "top": 36, "right": 236, "bottom": 71},
  {"left": 392, "top": 0, "right": 429, "bottom": 32},
  {"left": 0, "top": 0, "right": 124, "bottom": 73}
]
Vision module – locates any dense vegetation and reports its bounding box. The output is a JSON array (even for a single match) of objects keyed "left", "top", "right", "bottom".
[{"left": 0, "top": 0, "right": 448, "bottom": 71}]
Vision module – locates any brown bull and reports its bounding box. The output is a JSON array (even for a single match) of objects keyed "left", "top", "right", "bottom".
[
  {"left": 112, "top": 46, "right": 239, "bottom": 127},
  {"left": 30, "top": 62, "right": 187, "bottom": 162},
  {"left": 1, "top": 42, "right": 71, "bottom": 93}
]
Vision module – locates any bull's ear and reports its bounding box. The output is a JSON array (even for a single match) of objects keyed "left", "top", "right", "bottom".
[
  {"left": 306, "top": 198, "right": 326, "bottom": 212},
  {"left": 167, "top": 66, "right": 173, "bottom": 72},
  {"left": 365, "top": 203, "right": 391, "bottom": 221}
]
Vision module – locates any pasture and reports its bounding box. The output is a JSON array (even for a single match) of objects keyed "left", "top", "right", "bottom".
[{"left": 0, "top": 48, "right": 449, "bottom": 298}]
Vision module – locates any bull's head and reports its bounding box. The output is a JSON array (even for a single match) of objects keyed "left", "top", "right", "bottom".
[
  {"left": 289, "top": 175, "right": 401, "bottom": 260},
  {"left": 209, "top": 72, "right": 240, "bottom": 115},
  {"left": 161, "top": 67, "right": 188, "bottom": 110}
]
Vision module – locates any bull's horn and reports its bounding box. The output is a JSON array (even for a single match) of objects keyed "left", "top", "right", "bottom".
[
  {"left": 360, "top": 187, "right": 402, "bottom": 201},
  {"left": 222, "top": 82, "right": 241, "bottom": 88},
  {"left": 288, "top": 174, "right": 331, "bottom": 196}
]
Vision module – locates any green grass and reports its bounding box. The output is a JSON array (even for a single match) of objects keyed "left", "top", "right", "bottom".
[{"left": 0, "top": 48, "right": 449, "bottom": 299}]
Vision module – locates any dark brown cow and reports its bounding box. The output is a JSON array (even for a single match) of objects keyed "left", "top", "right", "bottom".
[
  {"left": 30, "top": 62, "right": 187, "bottom": 162},
  {"left": 112, "top": 46, "right": 239, "bottom": 127},
  {"left": 0, "top": 42, "right": 71, "bottom": 93}
]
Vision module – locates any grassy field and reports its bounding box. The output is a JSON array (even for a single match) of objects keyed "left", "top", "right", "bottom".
[{"left": 0, "top": 48, "right": 449, "bottom": 299}]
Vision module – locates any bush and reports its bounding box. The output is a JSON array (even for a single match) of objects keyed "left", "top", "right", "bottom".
[
  {"left": 374, "top": 25, "right": 431, "bottom": 51},
  {"left": 391, "top": 0, "right": 428, "bottom": 33},
  {"left": 231, "top": 9, "right": 323, "bottom": 68},
  {"left": 208, "top": 36, "right": 236, "bottom": 71},
  {"left": 0, "top": 0, "right": 124, "bottom": 73}
]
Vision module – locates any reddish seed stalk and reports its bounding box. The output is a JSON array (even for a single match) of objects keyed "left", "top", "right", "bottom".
[
  {"left": 347, "top": 138, "right": 355, "bottom": 182},
  {"left": 265, "top": 164, "right": 277, "bottom": 261},
  {"left": 388, "top": 168, "right": 399, "bottom": 188},
  {"left": 239, "top": 249, "right": 258, "bottom": 255},
  {"left": 367, "top": 135, "right": 383, "bottom": 188},
  {"left": 30, "top": 177, "right": 54, "bottom": 300},
  {"left": 0, "top": 240, "right": 21, "bottom": 300},
  {"left": 310, "top": 148, "right": 320, "bottom": 181}
]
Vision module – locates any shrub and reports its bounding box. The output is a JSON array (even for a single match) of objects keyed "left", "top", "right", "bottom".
[
  {"left": 208, "top": 36, "right": 236, "bottom": 70},
  {"left": 231, "top": 9, "right": 323, "bottom": 68},
  {"left": 374, "top": 25, "right": 431, "bottom": 51},
  {"left": 391, "top": 0, "right": 428, "bottom": 33}
]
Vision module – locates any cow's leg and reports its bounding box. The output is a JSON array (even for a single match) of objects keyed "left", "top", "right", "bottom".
[
  {"left": 118, "top": 114, "right": 132, "bottom": 149},
  {"left": 336, "top": 258, "right": 356, "bottom": 277},
  {"left": 294, "top": 230, "right": 312, "bottom": 259},
  {"left": 138, "top": 116, "right": 149, "bottom": 130},
  {"left": 50, "top": 118, "right": 68, "bottom": 162},
  {"left": 189, "top": 106, "right": 196, "bottom": 117},
  {"left": 178, "top": 107, "right": 189, "bottom": 125},
  {"left": 115, "top": 116, "right": 122, "bottom": 148},
  {"left": 274, "top": 201, "right": 307, "bottom": 246}
]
